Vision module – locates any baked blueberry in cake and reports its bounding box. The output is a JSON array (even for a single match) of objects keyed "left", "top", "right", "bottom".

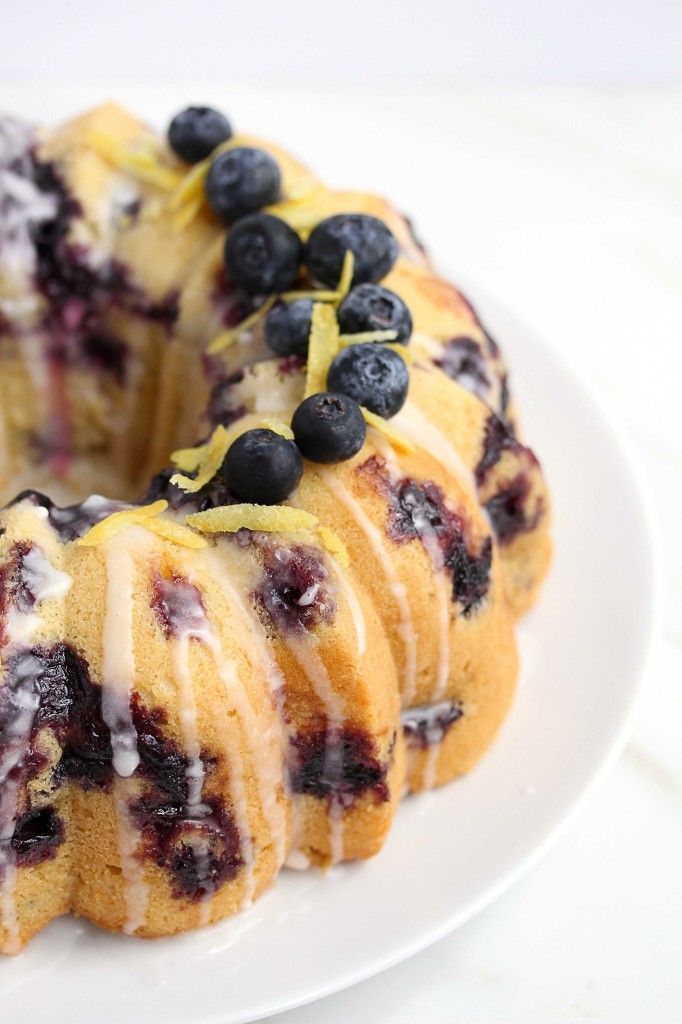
[{"left": 0, "top": 102, "right": 551, "bottom": 952}]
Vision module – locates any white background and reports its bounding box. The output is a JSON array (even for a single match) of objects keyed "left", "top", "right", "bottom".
[
  {"left": 1, "top": 0, "right": 681, "bottom": 85},
  {"left": 1, "top": 2, "right": 681, "bottom": 1022}
]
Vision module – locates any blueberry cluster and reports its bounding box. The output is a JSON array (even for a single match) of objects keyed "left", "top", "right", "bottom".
[
  {"left": 267, "top": 277, "right": 412, "bottom": 465},
  {"left": 209, "top": 398, "right": 366, "bottom": 502},
  {"left": 224, "top": 210, "right": 401, "bottom": 298},
  {"left": 215, "top": 402, "right": 366, "bottom": 505},
  {"left": 265, "top": 282, "right": 412, "bottom": 358},
  {"left": 168, "top": 105, "right": 282, "bottom": 225},
  {"left": 168, "top": 105, "right": 416, "bottom": 504}
]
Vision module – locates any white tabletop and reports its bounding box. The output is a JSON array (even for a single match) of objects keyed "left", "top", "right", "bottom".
[{"left": 1, "top": 83, "right": 679, "bottom": 1023}]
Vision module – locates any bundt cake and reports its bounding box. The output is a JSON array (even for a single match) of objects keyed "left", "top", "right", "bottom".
[{"left": 0, "top": 102, "right": 551, "bottom": 953}]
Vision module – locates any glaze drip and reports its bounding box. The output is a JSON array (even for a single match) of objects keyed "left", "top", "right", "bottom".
[
  {"left": 0, "top": 528, "right": 72, "bottom": 953},
  {"left": 402, "top": 701, "right": 463, "bottom": 749}
]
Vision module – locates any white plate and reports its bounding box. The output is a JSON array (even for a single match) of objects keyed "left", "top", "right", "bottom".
[{"left": 1, "top": 275, "right": 659, "bottom": 1022}]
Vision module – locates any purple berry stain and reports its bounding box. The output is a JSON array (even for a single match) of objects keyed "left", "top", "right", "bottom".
[
  {"left": 150, "top": 570, "right": 208, "bottom": 639},
  {"left": 435, "top": 336, "right": 491, "bottom": 402},
  {"left": 0, "top": 640, "right": 244, "bottom": 901},
  {"left": 289, "top": 721, "right": 390, "bottom": 804},
  {"left": 11, "top": 807, "right": 65, "bottom": 868},
  {"left": 359, "top": 457, "right": 492, "bottom": 615},
  {"left": 475, "top": 415, "right": 545, "bottom": 545},
  {"left": 255, "top": 542, "right": 336, "bottom": 632}
]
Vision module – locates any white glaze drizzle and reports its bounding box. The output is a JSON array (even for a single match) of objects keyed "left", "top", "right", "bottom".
[
  {"left": 285, "top": 494, "right": 365, "bottom": 660},
  {"left": 280, "top": 633, "right": 346, "bottom": 865},
  {"left": 0, "top": 530, "right": 72, "bottom": 953},
  {"left": 170, "top": 627, "right": 215, "bottom": 919},
  {"left": 236, "top": 364, "right": 303, "bottom": 416},
  {"left": 196, "top": 546, "right": 288, "bottom": 872},
  {"left": 285, "top": 802, "right": 306, "bottom": 871},
  {"left": 415, "top": 527, "right": 450, "bottom": 701},
  {"left": 172, "top": 632, "right": 209, "bottom": 816},
  {"left": 18, "top": 544, "right": 72, "bottom": 602},
  {"left": 102, "top": 538, "right": 140, "bottom": 778},
  {"left": 283, "top": 848, "right": 310, "bottom": 871},
  {"left": 328, "top": 799, "right": 345, "bottom": 867},
  {"left": 377, "top": 439, "right": 451, "bottom": 702},
  {"left": 198, "top": 635, "right": 257, "bottom": 914},
  {"left": 329, "top": 561, "right": 366, "bottom": 658},
  {"left": 394, "top": 401, "right": 477, "bottom": 498},
  {"left": 421, "top": 742, "right": 441, "bottom": 791},
  {"left": 100, "top": 532, "right": 149, "bottom": 934},
  {"left": 4, "top": 545, "right": 72, "bottom": 645},
  {"left": 0, "top": 655, "right": 42, "bottom": 953},
  {"left": 323, "top": 471, "right": 417, "bottom": 704},
  {"left": 409, "top": 331, "right": 444, "bottom": 358},
  {"left": 157, "top": 562, "right": 264, "bottom": 914},
  {"left": 113, "top": 779, "right": 149, "bottom": 935}
]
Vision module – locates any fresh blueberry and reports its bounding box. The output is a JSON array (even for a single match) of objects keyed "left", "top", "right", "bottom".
[
  {"left": 264, "top": 299, "right": 313, "bottom": 357},
  {"left": 327, "top": 343, "right": 408, "bottom": 418},
  {"left": 338, "top": 283, "right": 412, "bottom": 344},
  {"left": 224, "top": 214, "right": 302, "bottom": 295},
  {"left": 223, "top": 429, "right": 303, "bottom": 504},
  {"left": 205, "top": 147, "right": 281, "bottom": 223},
  {"left": 291, "top": 392, "right": 366, "bottom": 463},
  {"left": 167, "top": 106, "right": 233, "bottom": 163},
  {"left": 305, "top": 214, "right": 398, "bottom": 288}
]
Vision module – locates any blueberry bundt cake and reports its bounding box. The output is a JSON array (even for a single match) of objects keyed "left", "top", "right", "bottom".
[{"left": 0, "top": 103, "right": 551, "bottom": 953}]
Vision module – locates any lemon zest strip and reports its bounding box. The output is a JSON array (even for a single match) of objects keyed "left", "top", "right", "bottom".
[
  {"left": 172, "top": 196, "right": 204, "bottom": 232},
  {"left": 77, "top": 500, "right": 168, "bottom": 546},
  {"left": 384, "top": 342, "right": 414, "bottom": 363},
  {"left": 279, "top": 289, "right": 340, "bottom": 302},
  {"left": 284, "top": 181, "right": 323, "bottom": 202},
  {"left": 140, "top": 198, "right": 164, "bottom": 222},
  {"left": 338, "top": 330, "right": 398, "bottom": 344},
  {"left": 170, "top": 436, "right": 214, "bottom": 473},
  {"left": 317, "top": 526, "right": 350, "bottom": 568},
  {"left": 143, "top": 517, "right": 208, "bottom": 549},
  {"left": 264, "top": 192, "right": 328, "bottom": 234},
  {"left": 168, "top": 137, "right": 244, "bottom": 212},
  {"left": 88, "top": 131, "right": 182, "bottom": 191},
  {"left": 260, "top": 419, "right": 295, "bottom": 440},
  {"left": 207, "top": 296, "right": 277, "bottom": 355},
  {"left": 304, "top": 303, "right": 339, "bottom": 398},
  {"left": 171, "top": 419, "right": 295, "bottom": 481},
  {"left": 186, "top": 504, "right": 319, "bottom": 534},
  {"left": 336, "top": 250, "right": 355, "bottom": 302},
  {"left": 170, "top": 425, "right": 232, "bottom": 493},
  {"left": 360, "top": 407, "right": 416, "bottom": 454},
  {"left": 168, "top": 156, "right": 211, "bottom": 212},
  {"left": 266, "top": 184, "right": 326, "bottom": 214}
]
